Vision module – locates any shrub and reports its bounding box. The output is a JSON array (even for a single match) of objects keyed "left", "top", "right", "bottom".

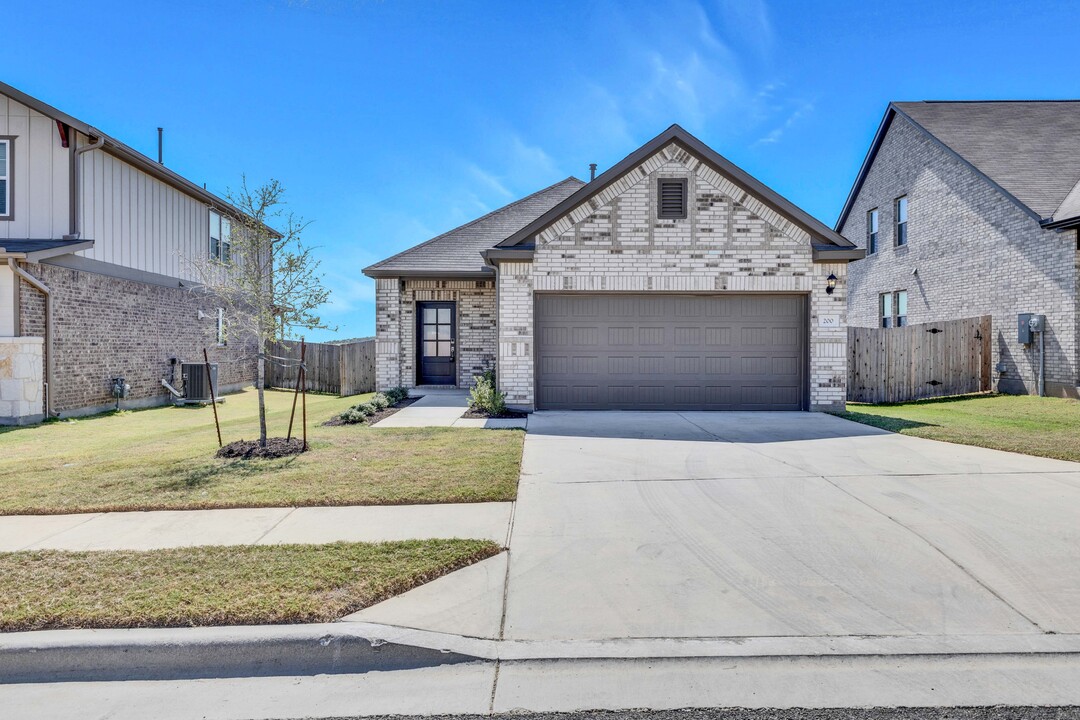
[
  {"left": 384, "top": 387, "right": 409, "bottom": 405},
  {"left": 469, "top": 370, "right": 507, "bottom": 417},
  {"left": 370, "top": 393, "right": 390, "bottom": 410},
  {"left": 338, "top": 408, "right": 367, "bottom": 424},
  {"left": 355, "top": 402, "right": 377, "bottom": 416}
]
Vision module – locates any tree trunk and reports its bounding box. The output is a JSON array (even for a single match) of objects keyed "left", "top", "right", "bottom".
[{"left": 257, "top": 349, "right": 268, "bottom": 447}]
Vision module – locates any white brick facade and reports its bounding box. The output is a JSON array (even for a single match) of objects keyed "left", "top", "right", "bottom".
[
  {"left": 496, "top": 143, "right": 848, "bottom": 412},
  {"left": 840, "top": 116, "right": 1080, "bottom": 397},
  {"left": 375, "top": 277, "right": 496, "bottom": 389},
  {"left": 0, "top": 337, "right": 44, "bottom": 424}
]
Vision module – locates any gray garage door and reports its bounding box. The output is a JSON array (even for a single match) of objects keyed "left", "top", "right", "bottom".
[{"left": 535, "top": 294, "right": 807, "bottom": 411}]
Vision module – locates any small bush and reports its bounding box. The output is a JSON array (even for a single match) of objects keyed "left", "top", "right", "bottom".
[
  {"left": 355, "top": 402, "right": 377, "bottom": 416},
  {"left": 370, "top": 393, "right": 390, "bottom": 410},
  {"left": 384, "top": 387, "right": 409, "bottom": 405},
  {"left": 469, "top": 370, "right": 507, "bottom": 417},
  {"left": 338, "top": 408, "right": 368, "bottom": 424}
]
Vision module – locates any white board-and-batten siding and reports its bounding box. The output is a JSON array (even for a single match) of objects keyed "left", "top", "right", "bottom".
[
  {"left": 78, "top": 149, "right": 209, "bottom": 281},
  {"left": 0, "top": 94, "right": 69, "bottom": 241},
  {"left": 0, "top": 92, "right": 212, "bottom": 282}
]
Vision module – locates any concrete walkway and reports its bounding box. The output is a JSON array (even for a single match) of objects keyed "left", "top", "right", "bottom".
[
  {"left": 0, "top": 502, "right": 513, "bottom": 551},
  {"left": 373, "top": 389, "right": 528, "bottom": 429}
]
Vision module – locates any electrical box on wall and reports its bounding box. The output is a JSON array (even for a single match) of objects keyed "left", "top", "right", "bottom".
[
  {"left": 1018, "top": 313, "right": 1033, "bottom": 344},
  {"left": 1029, "top": 315, "right": 1046, "bottom": 333}
]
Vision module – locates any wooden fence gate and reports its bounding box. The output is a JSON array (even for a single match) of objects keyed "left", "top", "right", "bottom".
[
  {"left": 847, "top": 316, "right": 992, "bottom": 403},
  {"left": 266, "top": 339, "right": 375, "bottom": 396}
]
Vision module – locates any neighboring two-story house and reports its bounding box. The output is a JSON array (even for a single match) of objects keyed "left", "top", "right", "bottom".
[
  {"left": 0, "top": 81, "right": 257, "bottom": 424},
  {"left": 837, "top": 101, "right": 1080, "bottom": 398}
]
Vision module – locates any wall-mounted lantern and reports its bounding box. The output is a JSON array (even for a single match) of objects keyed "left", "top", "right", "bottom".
[{"left": 825, "top": 274, "right": 837, "bottom": 295}]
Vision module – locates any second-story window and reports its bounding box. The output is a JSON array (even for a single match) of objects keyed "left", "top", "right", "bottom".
[
  {"left": 895, "top": 196, "right": 908, "bottom": 246},
  {"left": 209, "top": 210, "right": 232, "bottom": 262},
  {"left": 867, "top": 208, "right": 879, "bottom": 254},
  {"left": 0, "top": 138, "right": 11, "bottom": 219}
]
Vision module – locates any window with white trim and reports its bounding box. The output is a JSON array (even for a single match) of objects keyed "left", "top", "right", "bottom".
[
  {"left": 880, "top": 292, "right": 893, "bottom": 328},
  {"left": 0, "top": 138, "right": 11, "bottom": 219},
  {"left": 895, "top": 196, "right": 908, "bottom": 246},
  {"left": 216, "top": 308, "right": 227, "bottom": 346},
  {"left": 209, "top": 210, "right": 231, "bottom": 262},
  {"left": 880, "top": 290, "right": 908, "bottom": 328},
  {"left": 867, "top": 208, "right": 879, "bottom": 254}
]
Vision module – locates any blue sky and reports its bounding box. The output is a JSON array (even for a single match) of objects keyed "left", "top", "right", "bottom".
[{"left": 7, "top": 0, "right": 1079, "bottom": 340}]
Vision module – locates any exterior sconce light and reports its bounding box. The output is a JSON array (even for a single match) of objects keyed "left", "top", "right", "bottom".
[{"left": 826, "top": 274, "right": 837, "bottom": 295}]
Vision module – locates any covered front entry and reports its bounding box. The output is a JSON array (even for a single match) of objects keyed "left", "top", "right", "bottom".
[
  {"left": 416, "top": 301, "right": 457, "bottom": 385},
  {"left": 534, "top": 293, "right": 807, "bottom": 411}
]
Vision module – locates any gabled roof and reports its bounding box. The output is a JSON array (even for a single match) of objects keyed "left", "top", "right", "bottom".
[
  {"left": 0, "top": 80, "right": 270, "bottom": 232},
  {"left": 496, "top": 124, "right": 856, "bottom": 252},
  {"left": 362, "top": 177, "right": 585, "bottom": 278},
  {"left": 836, "top": 101, "right": 1080, "bottom": 230}
]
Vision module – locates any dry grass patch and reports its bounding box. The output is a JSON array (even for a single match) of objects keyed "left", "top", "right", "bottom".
[
  {"left": 0, "top": 387, "right": 523, "bottom": 514},
  {"left": 838, "top": 393, "right": 1080, "bottom": 463},
  {"left": 0, "top": 539, "right": 500, "bottom": 632}
]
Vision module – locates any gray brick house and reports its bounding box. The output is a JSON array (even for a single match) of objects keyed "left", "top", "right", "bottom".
[
  {"left": 364, "top": 125, "right": 863, "bottom": 412},
  {"left": 0, "top": 81, "right": 259, "bottom": 424},
  {"left": 837, "top": 102, "right": 1080, "bottom": 398}
]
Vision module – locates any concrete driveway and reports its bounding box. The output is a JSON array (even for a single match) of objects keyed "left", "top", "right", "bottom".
[{"left": 355, "top": 410, "right": 1080, "bottom": 645}]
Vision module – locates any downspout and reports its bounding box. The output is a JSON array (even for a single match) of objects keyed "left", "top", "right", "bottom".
[
  {"left": 7, "top": 261, "right": 53, "bottom": 417},
  {"left": 65, "top": 130, "right": 105, "bottom": 240}
]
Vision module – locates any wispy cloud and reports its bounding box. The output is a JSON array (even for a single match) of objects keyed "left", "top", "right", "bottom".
[{"left": 754, "top": 100, "right": 815, "bottom": 146}]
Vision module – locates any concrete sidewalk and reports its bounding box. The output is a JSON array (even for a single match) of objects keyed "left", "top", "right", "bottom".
[{"left": 0, "top": 502, "right": 513, "bottom": 551}]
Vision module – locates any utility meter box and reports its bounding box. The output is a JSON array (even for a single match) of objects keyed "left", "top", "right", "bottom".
[
  {"left": 1029, "top": 314, "right": 1046, "bottom": 333},
  {"left": 1018, "top": 313, "right": 1033, "bottom": 344}
]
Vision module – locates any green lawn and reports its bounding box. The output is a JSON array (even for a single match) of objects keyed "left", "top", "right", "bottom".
[
  {"left": 0, "top": 539, "right": 500, "bottom": 631},
  {"left": 0, "top": 387, "right": 523, "bottom": 515},
  {"left": 837, "top": 393, "right": 1080, "bottom": 463}
]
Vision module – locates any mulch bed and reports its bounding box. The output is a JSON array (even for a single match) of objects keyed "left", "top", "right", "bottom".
[
  {"left": 216, "top": 437, "right": 306, "bottom": 459},
  {"left": 323, "top": 396, "right": 421, "bottom": 427},
  {"left": 462, "top": 408, "right": 529, "bottom": 420}
]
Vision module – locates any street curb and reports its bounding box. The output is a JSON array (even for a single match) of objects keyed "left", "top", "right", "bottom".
[
  {"left": 6, "top": 621, "right": 1080, "bottom": 685},
  {"left": 0, "top": 622, "right": 483, "bottom": 684}
]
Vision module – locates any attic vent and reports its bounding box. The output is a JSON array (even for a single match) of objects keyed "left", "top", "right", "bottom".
[{"left": 657, "top": 179, "right": 687, "bottom": 219}]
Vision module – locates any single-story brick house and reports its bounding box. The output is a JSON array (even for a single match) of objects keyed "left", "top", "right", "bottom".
[
  {"left": 837, "top": 101, "right": 1080, "bottom": 398},
  {"left": 364, "top": 125, "right": 863, "bottom": 412},
  {"left": 0, "top": 81, "right": 259, "bottom": 424}
]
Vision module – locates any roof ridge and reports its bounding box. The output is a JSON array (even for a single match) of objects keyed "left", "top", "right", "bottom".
[
  {"left": 363, "top": 176, "right": 584, "bottom": 273},
  {"left": 897, "top": 99, "right": 1080, "bottom": 104}
]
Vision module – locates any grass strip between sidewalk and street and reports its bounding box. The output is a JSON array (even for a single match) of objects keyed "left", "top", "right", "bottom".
[
  {"left": 0, "top": 539, "right": 500, "bottom": 632},
  {"left": 837, "top": 393, "right": 1080, "bottom": 463}
]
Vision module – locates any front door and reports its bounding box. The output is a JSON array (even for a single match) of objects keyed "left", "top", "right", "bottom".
[{"left": 417, "top": 302, "right": 456, "bottom": 385}]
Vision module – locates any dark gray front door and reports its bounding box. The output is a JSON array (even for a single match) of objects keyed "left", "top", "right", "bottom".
[
  {"left": 417, "top": 302, "right": 456, "bottom": 385},
  {"left": 535, "top": 294, "right": 807, "bottom": 411}
]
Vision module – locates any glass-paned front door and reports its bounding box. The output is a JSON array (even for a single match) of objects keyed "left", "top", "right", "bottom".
[{"left": 417, "top": 302, "right": 456, "bottom": 385}]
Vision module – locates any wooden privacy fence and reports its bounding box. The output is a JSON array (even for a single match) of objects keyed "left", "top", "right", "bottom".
[
  {"left": 266, "top": 339, "right": 375, "bottom": 396},
  {"left": 848, "top": 316, "right": 992, "bottom": 403}
]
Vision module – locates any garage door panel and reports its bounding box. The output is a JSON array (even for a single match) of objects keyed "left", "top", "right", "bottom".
[{"left": 535, "top": 294, "right": 806, "bottom": 411}]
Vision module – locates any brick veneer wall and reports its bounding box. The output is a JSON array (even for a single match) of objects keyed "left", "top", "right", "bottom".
[
  {"left": 17, "top": 262, "right": 257, "bottom": 416},
  {"left": 839, "top": 116, "right": 1080, "bottom": 397},
  {"left": 374, "top": 278, "right": 496, "bottom": 390},
  {"left": 497, "top": 142, "right": 849, "bottom": 412}
]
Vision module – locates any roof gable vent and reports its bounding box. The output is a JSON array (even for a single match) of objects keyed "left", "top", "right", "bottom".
[{"left": 658, "top": 178, "right": 687, "bottom": 219}]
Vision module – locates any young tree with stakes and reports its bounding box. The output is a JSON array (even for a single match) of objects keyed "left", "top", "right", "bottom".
[{"left": 187, "top": 178, "right": 332, "bottom": 447}]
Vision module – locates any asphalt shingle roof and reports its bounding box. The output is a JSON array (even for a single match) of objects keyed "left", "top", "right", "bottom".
[
  {"left": 363, "top": 177, "right": 585, "bottom": 276},
  {"left": 894, "top": 101, "right": 1080, "bottom": 220}
]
